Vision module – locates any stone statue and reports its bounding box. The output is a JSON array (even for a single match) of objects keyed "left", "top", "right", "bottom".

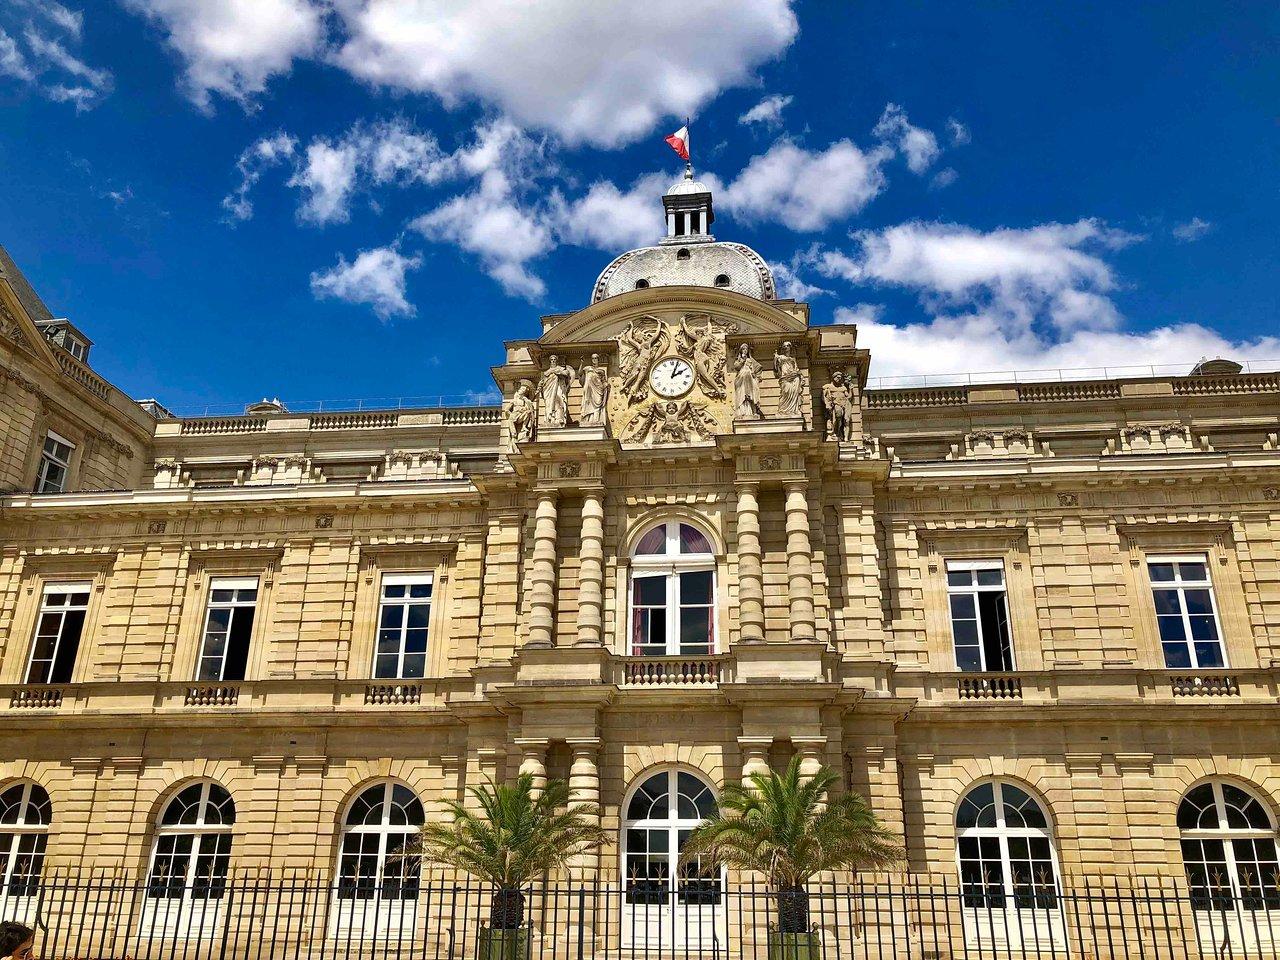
[
  {"left": 676, "top": 315, "right": 731, "bottom": 398},
  {"left": 615, "top": 317, "right": 669, "bottom": 402},
  {"left": 578, "top": 354, "right": 610, "bottom": 427},
  {"left": 733, "top": 343, "right": 763, "bottom": 420},
  {"left": 822, "top": 370, "right": 856, "bottom": 441},
  {"left": 773, "top": 341, "right": 804, "bottom": 419},
  {"left": 538, "top": 354, "right": 575, "bottom": 428},
  {"left": 622, "top": 399, "right": 718, "bottom": 446},
  {"left": 506, "top": 379, "right": 536, "bottom": 450}
]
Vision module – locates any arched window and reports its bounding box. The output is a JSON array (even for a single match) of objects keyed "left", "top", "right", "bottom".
[
  {"left": 623, "top": 769, "right": 719, "bottom": 905},
  {"left": 713, "top": 274, "right": 730, "bottom": 288},
  {"left": 629, "top": 520, "right": 716, "bottom": 657},
  {"left": 676, "top": 248, "right": 691, "bottom": 261},
  {"left": 634, "top": 279, "right": 650, "bottom": 289},
  {"left": 147, "top": 782, "right": 235, "bottom": 901},
  {"left": 956, "top": 781, "right": 1059, "bottom": 910},
  {"left": 337, "top": 782, "right": 424, "bottom": 901},
  {"left": 1179, "top": 781, "right": 1280, "bottom": 911},
  {"left": 0, "top": 783, "right": 50, "bottom": 898}
]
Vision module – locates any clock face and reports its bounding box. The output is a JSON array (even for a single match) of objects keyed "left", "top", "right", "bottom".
[{"left": 650, "top": 357, "right": 695, "bottom": 398}]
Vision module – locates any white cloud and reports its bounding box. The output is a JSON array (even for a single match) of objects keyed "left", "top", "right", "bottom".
[
  {"left": 816, "top": 218, "right": 1275, "bottom": 379},
  {"left": 947, "top": 117, "right": 970, "bottom": 146},
  {"left": 739, "top": 94, "right": 792, "bottom": 127},
  {"left": 769, "top": 260, "right": 831, "bottom": 301},
  {"left": 551, "top": 172, "right": 669, "bottom": 252},
  {"left": 848, "top": 309, "right": 1280, "bottom": 381},
  {"left": 0, "top": 29, "right": 34, "bottom": 82},
  {"left": 310, "top": 244, "right": 422, "bottom": 319},
  {"left": 330, "top": 0, "right": 798, "bottom": 147},
  {"left": 411, "top": 171, "right": 553, "bottom": 300},
  {"left": 223, "top": 131, "right": 298, "bottom": 220},
  {"left": 873, "top": 103, "right": 940, "bottom": 175},
  {"left": 722, "top": 139, "right": 891, "bottom": 231},
  {"left": 122, "top": 0, "right": 324, "bottom": 109},
  {"left": 930, "top": 167, "right": 957, "bottom": 190},
  {"left": 1172, "top": 217, "right": 1213, "bottom": 242},
  {"left": 289, "top": 140, "right": 362, "bottom": 224},
  {"left": 0, "top": 16, "right": 112, "bottom": 109}
]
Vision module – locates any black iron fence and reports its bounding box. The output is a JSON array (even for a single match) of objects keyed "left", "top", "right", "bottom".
[{"left": 4, "top": 871, "right": 1279, "bottom": 960}]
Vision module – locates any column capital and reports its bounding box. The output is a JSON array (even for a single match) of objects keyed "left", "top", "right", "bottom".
[
  {"left": 566, "top": 737, "right": 602, "bottom": 751},
  {"left": 513, "top": 737, "right": 551, "bottom": 751},
  {"left": 737, "top": 736, "right": 774, "bottom": 751}
]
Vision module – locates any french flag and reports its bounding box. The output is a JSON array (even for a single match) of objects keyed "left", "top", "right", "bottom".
[{"left": 664, "top": 125, "right": 690, "bottom": 161}]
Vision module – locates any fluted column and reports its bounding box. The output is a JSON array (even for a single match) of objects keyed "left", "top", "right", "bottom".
[
  {"left": 784, "top": 480, "right": 816, "bottom": 641},
  {"left": 735, "top": 482, "right": 765, "bottom": 643},
  {"left": 527, "top": 491, "right": 558, "bottom": 648},
  {"left": 568, "top": 739, "right": 601, "bottom": 877},
  {"left": 516, "top": 739, "right": 548, "bottom": 798},
  {"left": 576, "top": 491, "right": 605, "bottom": 646}
]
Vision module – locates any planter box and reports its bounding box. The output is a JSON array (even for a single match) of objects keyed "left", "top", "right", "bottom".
[
  {"left": 477, "top": 925, "right": 529, "bottom": 960},
  {"left": 768, "top": 928, "right": 819, "bottom": 960}
]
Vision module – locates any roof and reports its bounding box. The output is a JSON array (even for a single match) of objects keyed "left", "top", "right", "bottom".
[
  {"left": 592, "top": 241, "right": 776, "bottom": 303},
  {"left": 0, "top": 243, "right": 54, "bottom": 323}
]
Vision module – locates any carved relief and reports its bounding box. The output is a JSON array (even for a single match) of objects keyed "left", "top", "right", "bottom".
[
  {"left": 621, "top": 400, "right": 718, "bottom": 446},
  {"left": 577, "top": 354, "right": 609, "bottom": 427},
  {"left": 822, "top": 371, "right": 856, "bottom": 441},
  {"left": 674, "top": 315, "right": 733, "bottom": 399},
  {"left": 732, "top": 344, "right": 763, "bottom": 420},
  {"left": 773, "top": 341, "right": 804, "bottom": 418},
  {"left": 615, "top": 317, "right": 671, "bottom": 402},
  {"left": 506, "top": 380, "right": 536, "bottom": 451},
  {"left": 538, "top": 354, "right": 575, "bottom": 427}
]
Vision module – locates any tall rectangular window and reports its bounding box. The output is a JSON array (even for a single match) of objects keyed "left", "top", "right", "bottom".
[
  {"left": 375, "top": 574, "right": 432, "bottom": 679},
  {"left": 26, "top": 583, "right": 91, "bottom": 684},
  {"left": 34, "top": 433, "right": 74, "bottom": 494},
  {"left": 196, "top": 577, "right": 258, "bottom": 681},
  {"left": 946, "top": 560, "right": 1015, "bottom": 672},
  {"left": 1148, "top": 556, "right": 1225, "bottom": 668}
]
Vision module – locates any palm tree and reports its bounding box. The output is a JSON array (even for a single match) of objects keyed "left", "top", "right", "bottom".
[
  {"left": 679, "top": 757, "right": 901, "bottom": 935},
  {"left": 409, "top": 774, "right": 607, "bottom": 931}
]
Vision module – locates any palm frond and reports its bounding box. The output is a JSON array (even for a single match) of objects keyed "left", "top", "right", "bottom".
[{"left": 680, "top": 756, "right": 902, "bottom": 890}]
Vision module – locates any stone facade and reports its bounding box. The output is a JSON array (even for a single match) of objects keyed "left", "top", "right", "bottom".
[{"left": 0, "top": 214, "right": 1278, "bottom": 910}]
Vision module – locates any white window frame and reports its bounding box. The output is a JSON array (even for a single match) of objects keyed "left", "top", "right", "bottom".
[
  {"left": 945, "top": 559, "right": 1015, "bottom": 672},
  {"left": 373, "top": 573, "right": 434, "bottom": 680},
  {"left": 196, "top": 577, "right": 259, "bottom": 682},
  {"left": 0, "top": 782, "right": 50, "bottom": 903},
  {"left": 1147, "top": 554, "right": 1227, "bottom": 669},
  {"left": 25, "top": 582, "right": 91, "bottom": 684},
  {"left": 142, "top": 782, "right": 235, "bottom": 937},
  {"left": 34, "top": 431, "right": 74, "bottom": 494},
  {"left": 1179, "top": 780, "right": 1280, "bottom": 912},
  {"left": 628, "top": 521, "right": 717, "bottom": 657},
  {"left": 335, "top": 782, "right": 424, "bottom": 902},
  {"left": 65, "top": 336, "right": 86, "bottom": 361}
]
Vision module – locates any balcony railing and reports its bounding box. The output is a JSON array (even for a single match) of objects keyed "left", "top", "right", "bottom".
[
  {"left": 9, "top": 685, "right": 63, "bottom": 708},
  {"left": 364, "top": 682, "right": 423, "bottom": 705},
  {"left": 957, "top": 673, "right": 1025, "bottom": 700},
  {"left": 617, "top": 655, "right": 725, "bottom": 687},
  {"left": 184, "top": 684, "right": 240, "bottom": 706},
  {"left": 1171, "top": 673, "right": 1240, "bottom": 697}
]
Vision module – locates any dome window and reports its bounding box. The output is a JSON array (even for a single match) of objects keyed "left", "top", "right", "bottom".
[
  {"left": 676, "top": 248, "right": 691, "bottom": 261},
  {"left": 714, "top": 274, "right": 730, "bottom": 288},
  {"left": 635, "top": 279, "right": 650, "bottom": 289}
]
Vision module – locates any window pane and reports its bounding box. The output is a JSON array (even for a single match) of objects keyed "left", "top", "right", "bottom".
[
  {"left": 634, "top": 526, "right": 667, "bottom": 556},
  {"left": 1183, "top": 589, "right": 1214, "bottom": 616},
  {"left": 955, "top": 645, "right": 982, "bottom": 672},
  {"left": 678, "top": 525, "right": 712, "bottom": 555},
  {"left": 1177, "top": 562, "right": 1207, "bottom": 581},
  {"left": 1193, "top": 641, "right": 1224, "bottom": 668},
  {"left": 949, "top": 594, "right": 975, "bottom": 619},
  {"left": 978, "top": 592, "right": 1013, "bottom": 671},
  {"left": 947, "top": 570, "right": 972, "bottom": 587},
  {"left": 1152, "top": 589, "right": 1182, "bottom": 616},
  {"left": 1162, "top": 642, "right": 1192, "bottom": 668},
  {"left": 1157, "top": 614, "right": 1188, "bottom": 642},
  {"left": 634, "top": 576, "right": 666, "bottom": 605},
  {"left": 1148, "top": 563, "right": 1175, "bottom": 582},
  {"left": 407, "top": 604, "right": 430, "bottom": 629},
  {"left": 975, "top": 568, "right": 1003, "bottom": 587},
  {"left": 679, "top": 570, "right": 712, "bottom": 605}
]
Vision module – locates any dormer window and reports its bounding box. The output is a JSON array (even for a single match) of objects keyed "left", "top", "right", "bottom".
[
  {"left": 635, "top": 279, "right": 650, "bottom": 289},
  {"left": 35, "top": 432, "right": 74, "bottom": 493},
  {"left": 676, "top": 248, "right": 691, "bottom": 261},
  {"left": 64, "top": 336, "right": 86, "bottom": 362},
  {"left": 714, "top": 274, "right": 730, "bottom": 288}
]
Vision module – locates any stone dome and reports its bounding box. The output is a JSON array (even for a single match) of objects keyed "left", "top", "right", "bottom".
[{"left": 592, "top": 242, "right": 776, "bottom": 303}]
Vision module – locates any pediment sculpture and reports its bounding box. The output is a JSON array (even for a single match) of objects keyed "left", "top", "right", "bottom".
[{"left": 621, "top": 399, "right": 718, "bottom": 446}]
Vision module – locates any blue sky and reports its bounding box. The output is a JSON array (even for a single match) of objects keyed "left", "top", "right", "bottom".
[{"left": 0, "top": 0, "right": 1276, "bottom": 412}]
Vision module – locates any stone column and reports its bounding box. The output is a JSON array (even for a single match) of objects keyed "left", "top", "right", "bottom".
[
  {"left": 795, "top": 737, "right": 828, "bottom": 812},
  {"left": 784, "top": 480, "right": 816, "bottom": 641},
  {"left": 735, "top": 482, "right": 765, "bottom": 643},
  {"left": 516, "top": 739, "right": 548, "bottom": 798},
  {"left": 576, "top": 491, "right": 605, "bottom": 646},
  {"left": 567, "top": 739, "right": 601, "bottom": 878},
  {"left": 527, "top": 491, "right": 558, "bottom": 648},
  {"left": 739, "top": 737, "right": 773, "bottom": 782}
]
